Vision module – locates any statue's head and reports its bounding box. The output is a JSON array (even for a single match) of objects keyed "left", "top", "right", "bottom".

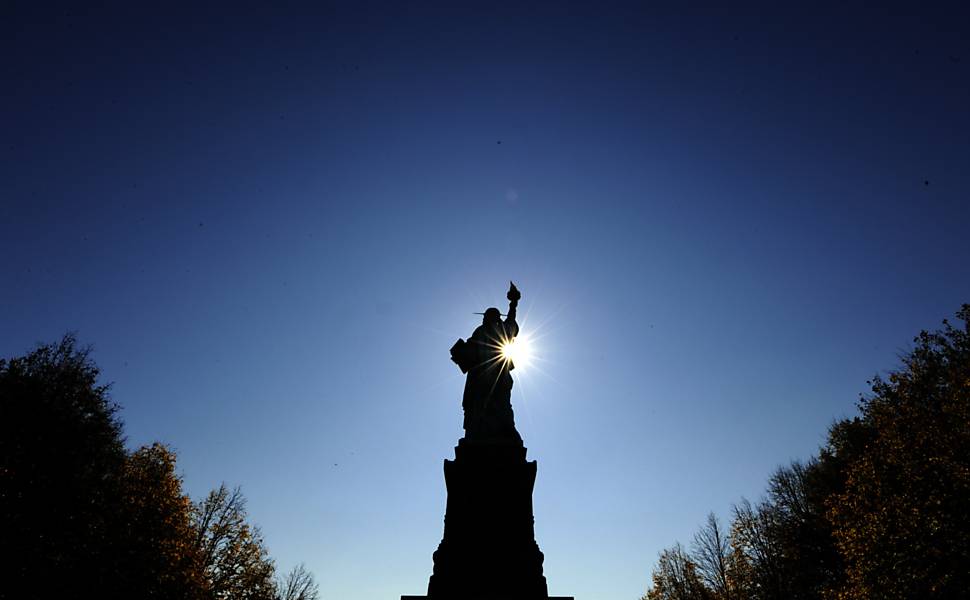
[{"left": 483, "top": 307, "right": 502, "bottom": 326}]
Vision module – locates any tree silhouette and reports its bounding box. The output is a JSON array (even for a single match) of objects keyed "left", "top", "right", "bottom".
[
  {"left": 277, "top": 563, "right": 320, "bottom": 600},
  {"left": 644, "top": 543, "right": 711, "bottom": 600},
  {"left": 645, "top": 305, "right": 970, "bottom": 600},
  {"left": 0, "top": 335, "right": 321, "bottom": 600},
  {"left": 0, "top": 335, "right": 127, "bottom": 597},
  {"left": 826, "top": 305, "right": 970, "bottom": 598},
  {"left": 690, "top": 514, "right": 731, "bottom": 599},
  {"left": 115, "top": 443, "right": 207, "bottom": 598},
  {"left": 194, "top": 484, "right": 277, "bottom": 600}
]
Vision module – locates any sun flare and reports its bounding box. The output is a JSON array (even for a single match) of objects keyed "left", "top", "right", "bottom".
[{"left": 500, "top": 333, "right": 534, "bottom": 369}]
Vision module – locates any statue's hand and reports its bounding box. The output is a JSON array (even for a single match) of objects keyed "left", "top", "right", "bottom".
[{"left": 507, "top": 281, "right": 521, "bottom": 303}]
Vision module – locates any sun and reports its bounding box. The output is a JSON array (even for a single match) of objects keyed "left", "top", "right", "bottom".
[{"left": 500, "top": 333, "right": 534, "bottom": 369}]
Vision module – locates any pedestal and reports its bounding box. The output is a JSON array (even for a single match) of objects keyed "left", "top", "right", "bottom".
[{"left": 402, "top": 438, "right": 573, "bottom": 600}]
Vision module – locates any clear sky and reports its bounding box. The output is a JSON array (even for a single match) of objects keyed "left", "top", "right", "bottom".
[{"left": 2, "top": 3, "right": 969, "bottom": 599}]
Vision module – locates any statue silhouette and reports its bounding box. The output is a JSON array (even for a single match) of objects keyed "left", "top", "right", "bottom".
[
  {"left": 450, "top": 282, "right": 522, "bottom": 442},
  {"left": 402, "top": 282, "right": 572, "bottom": 600}
]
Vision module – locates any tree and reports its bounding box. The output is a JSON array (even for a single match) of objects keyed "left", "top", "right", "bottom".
[
  {"left": 644, "top": 543, "right": 711, "bottom": 600},
  {"left": 729, "top": 498, "right": 785, "bottom": 600},
  {"left": 277, "top": 563, "right": 320, "bottom": 600},
  {"left": 0, "top": 336, "right": 322, "bottom": 600},
  {"left": 691, "top": 514, "right": 732, "bottom": 600},
  {"left": 0, "top": 335, "right": 126, "bottom": 597},
  {"left": 115, "top": 443, "right": 207, "bottom": 599},
  {"left": 194, "top": 484, "right": 277, "bottom": 600},
  {"left": 826, "top": 305, "right": 970, "bottom": 599},
  {"left": 643, "top": 304, "right": 970, "bottom": 600},
  {"left": 764, "top": 460, "right": 843, "bottom": 599},
  {"left": 722, "top": 461, "right": 846, "bottom": 600}
]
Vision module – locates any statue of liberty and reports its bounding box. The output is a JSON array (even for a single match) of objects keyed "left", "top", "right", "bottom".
[{"left": 449, "top": 282, "right": 522, "bottom": 442}]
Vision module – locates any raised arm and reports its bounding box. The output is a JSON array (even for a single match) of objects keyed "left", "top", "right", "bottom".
[{"left": 505, "top": 281, "right": 521, "bottom": 337}]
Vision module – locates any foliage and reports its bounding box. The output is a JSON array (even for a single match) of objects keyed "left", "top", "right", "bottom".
[
  {"left": 826, "top": 305, "right": 970, "bottom": 599},
  {"left": 194, "top": 484, "right": 277, "bottom": 600},
  {"left": 0, "top": 335, "right": 127, "bottom": 597},
  {"left": 643, "top": 543, "right": 710, "bottom": 600},
  {"left": 644, "top": 305, "right": 970, "bottom": 600},
  {"left": 0, "top": 335, "right": 320, "bottom": 600},
  {"left": 115, "top": 443, "right": 207, "bottom": 598}
]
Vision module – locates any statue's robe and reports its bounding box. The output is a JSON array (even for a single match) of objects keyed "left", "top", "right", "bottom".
[{"left": 457, "top": 318, "right": 521, "bottom": 442}]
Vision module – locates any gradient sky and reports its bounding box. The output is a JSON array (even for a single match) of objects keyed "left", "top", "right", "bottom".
[{"left": 3, "top": 3, "right": 969, "bottom": 599}]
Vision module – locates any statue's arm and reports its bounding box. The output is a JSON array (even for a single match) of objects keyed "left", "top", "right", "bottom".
[{"left": 505, "top": 282, "right": 520, "bottom": 337}]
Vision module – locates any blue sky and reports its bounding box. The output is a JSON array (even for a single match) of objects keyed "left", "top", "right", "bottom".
[{"left": 2, "top": 3, "right": 969, "bottom": 599}]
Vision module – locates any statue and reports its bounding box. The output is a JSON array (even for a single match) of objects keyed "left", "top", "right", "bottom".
[
  {"left": 450, "top": 282, "right": 522, "bottom": 442},
  {"left": 402, "top": 280, "right": 571, "bottom": 600}
]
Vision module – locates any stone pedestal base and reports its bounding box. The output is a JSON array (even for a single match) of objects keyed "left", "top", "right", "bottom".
[
  {"left": 402, "top": 438, "right": 571, "bottom": 600},
  {"left": 402, "top": 597, "right": 574, "bottom": 599}
]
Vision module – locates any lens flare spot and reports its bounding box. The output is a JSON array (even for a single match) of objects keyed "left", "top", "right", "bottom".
[{"left": 501, "top": 334, "right": 533, "bottom": 369}]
